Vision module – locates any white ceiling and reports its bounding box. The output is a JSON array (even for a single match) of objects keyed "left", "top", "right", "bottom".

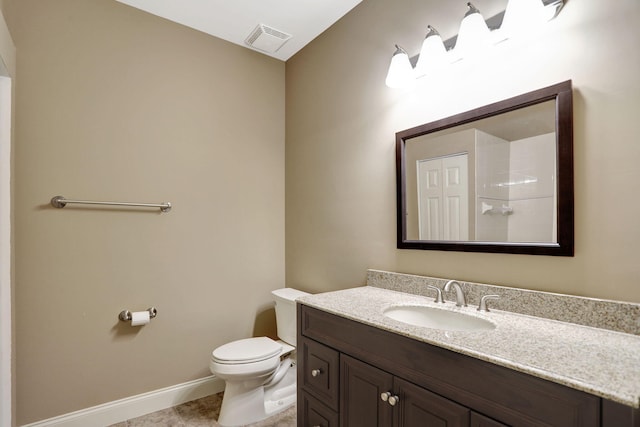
[{"left": 115, "top": 0, "right": 363, "bottom": 61}]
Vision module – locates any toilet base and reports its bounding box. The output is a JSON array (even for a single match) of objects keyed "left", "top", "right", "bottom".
[{"left": 217, "top": 360, "right": 297, "bottom": 427}]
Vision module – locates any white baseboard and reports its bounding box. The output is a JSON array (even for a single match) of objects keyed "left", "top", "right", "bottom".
[{"left": 21, "top": 375, "right": 225, "bottom": 427}]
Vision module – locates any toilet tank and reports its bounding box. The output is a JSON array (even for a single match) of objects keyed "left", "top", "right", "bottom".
[{"left": 272, "top": 288, "right": 310, "bottom": 346}]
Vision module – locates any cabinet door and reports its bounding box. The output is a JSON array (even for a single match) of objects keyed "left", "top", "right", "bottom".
[
  {"left": 470, "top": 411, "right": 509, "bottom": 427},
  {"left": 341, "top": 354, "right": 394, "bottom": 427},
  {"left": 395, "top": 377, "right": 470, "bottom": 427}
]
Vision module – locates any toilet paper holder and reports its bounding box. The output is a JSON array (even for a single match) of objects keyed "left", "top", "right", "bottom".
[{"left": 118, "top": 307, "right": 158, "bottom": 322}]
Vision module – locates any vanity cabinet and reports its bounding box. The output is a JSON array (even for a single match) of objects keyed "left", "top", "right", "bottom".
[{"left": 297, "top": 304, "right": 639, "bottom": 427}]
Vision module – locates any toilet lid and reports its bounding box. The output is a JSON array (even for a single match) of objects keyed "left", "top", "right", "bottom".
[{"left": 212, "top": 337, "right": 282, "bottom": 364}]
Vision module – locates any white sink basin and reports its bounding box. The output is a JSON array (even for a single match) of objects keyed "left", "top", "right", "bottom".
[{"left": 383, "top": 305, "right": 496, "bottom": 332}]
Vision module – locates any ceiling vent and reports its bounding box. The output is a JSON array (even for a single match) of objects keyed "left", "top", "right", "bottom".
[{"left": 245, "top": 24, "right": 292, "bottom": 53}]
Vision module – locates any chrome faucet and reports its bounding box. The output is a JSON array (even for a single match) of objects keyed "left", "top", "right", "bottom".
[
  {"left": 426, "top": 285, "right": 444, "bottom": 303},
  {"left": 477, "top": 294, "right": 500, "bottom": 312},
  {"left": 444, "top": 280, "right": 467, "bottom": 307}
]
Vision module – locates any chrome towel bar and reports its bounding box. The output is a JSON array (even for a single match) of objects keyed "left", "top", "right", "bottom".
[{"left": 51, "top": 195, "right": 171, "bottom": 212}]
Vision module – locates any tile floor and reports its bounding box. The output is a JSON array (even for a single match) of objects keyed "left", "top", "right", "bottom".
[{"left": 107, "top": 392, "right": 296, "bottom": 427}]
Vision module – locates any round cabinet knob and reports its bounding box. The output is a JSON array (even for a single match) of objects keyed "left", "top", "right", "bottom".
[
  {"left": 387, "top": 395, "right": 399, "bottom": 406},
  {"left": 311, "top": 369, "right": 322, "bottom": 377},
  {"left": 380, "top": 391, "right": 391, "bottom": 402}
]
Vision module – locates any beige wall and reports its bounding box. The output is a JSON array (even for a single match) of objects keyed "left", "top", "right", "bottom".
[
  {"left": 286, "top": 0, "right": 640, "bottom": 302},
  {"left": 5, "top": 0, "right": 285, "bottom": 424}
]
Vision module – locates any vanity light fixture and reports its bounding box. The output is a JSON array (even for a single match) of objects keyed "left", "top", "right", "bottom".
[
  {"left": 414, "top": 26, "right": 448, "bottom": 77},
  {"left": 454, "top": 3, "right": 492, "bottom": 59},
  {"left": 385, "top": 44, "right": 416, "bottom": 89},
  {"left": 502, "top": 0, "right": 551, "bottom": 38},
  {"left": 386, "top": 0, "right": 565, "bottom": 88}
]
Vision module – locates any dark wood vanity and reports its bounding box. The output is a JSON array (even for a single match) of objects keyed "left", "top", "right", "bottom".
[{"left": 297, "top": 304, "right": 639, "bottom": 427}]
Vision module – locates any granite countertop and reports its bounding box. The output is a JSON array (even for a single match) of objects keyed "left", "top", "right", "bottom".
[{"left": 298, "top": 286, "right": 640, "bottom": 408}]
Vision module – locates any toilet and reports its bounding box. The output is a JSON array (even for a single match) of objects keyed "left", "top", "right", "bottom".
[{"left": 209, "top": 287, "right": 309, "bottom": 426}]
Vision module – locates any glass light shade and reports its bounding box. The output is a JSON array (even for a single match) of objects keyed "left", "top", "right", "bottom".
[
  {"left": 385, "top": 45, "right": 415, "bottom": 88},
  {"left": 454, "top": 2, "right": 491, "bottom": 59},
  {"left": 501, "top": 0, "right": 546, "bottom": 38},
  {"left": 541, "top": 1, "right": 564, "bottom": 21},
  {"left": 414, "top": 26, "right": 448, "bottom": 77}
]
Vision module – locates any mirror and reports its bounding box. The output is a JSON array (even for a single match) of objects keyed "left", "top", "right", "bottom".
[{"left": 396, "top": 80, "right": 573, "bottom": 256}]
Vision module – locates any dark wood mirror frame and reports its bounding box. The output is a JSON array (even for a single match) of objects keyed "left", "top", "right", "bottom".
[{"left": 396, "top": 80, "right": 574, "bottom": 256}]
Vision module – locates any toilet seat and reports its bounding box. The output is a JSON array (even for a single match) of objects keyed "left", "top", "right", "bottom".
[{"left": 212, "top": 337, "right": 282, "bottom": 365}]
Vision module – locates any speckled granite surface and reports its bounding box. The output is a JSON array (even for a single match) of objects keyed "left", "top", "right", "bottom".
[
  {"left": 367, "top": 269, "right": 640, "bottom": 335},
  {"left": 298, "top": 285, "right": 640, "bottom": 408}
]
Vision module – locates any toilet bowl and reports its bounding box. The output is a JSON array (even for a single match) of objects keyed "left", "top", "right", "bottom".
[{"left": 209, "top": 288, "right": 309, "bottom": 427}]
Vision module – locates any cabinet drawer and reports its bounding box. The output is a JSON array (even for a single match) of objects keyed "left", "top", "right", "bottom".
[
  {"left": 300, "top": 392, "right": 339, "bottom": 427},
  {"left": 301, "top": 337, "right": 340, "bottom": 410}
]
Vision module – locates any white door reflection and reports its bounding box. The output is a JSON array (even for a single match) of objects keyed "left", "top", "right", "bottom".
[{"left": 417, "top": 153, "right": 469, "bottom": 241}]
